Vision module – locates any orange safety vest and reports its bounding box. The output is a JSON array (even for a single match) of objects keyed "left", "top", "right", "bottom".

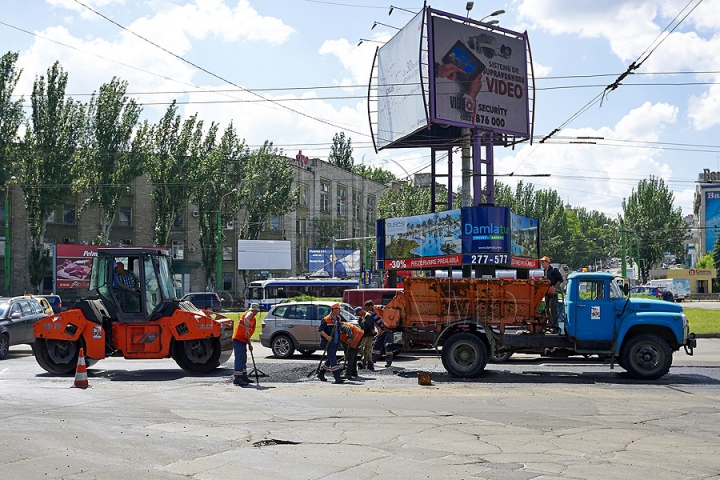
[
  {"left": 233, "top": 310, "right": 257, "bottom": 343},
  {"left": 339, "top": 321, "right": 364, "bottom": 349}
]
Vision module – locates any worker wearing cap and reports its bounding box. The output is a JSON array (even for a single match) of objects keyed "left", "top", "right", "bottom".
[
  {"left": 540, "top": 256, "right": 563, "bottom": 331},
  {"left": 233, "top": 303, "right": 259, "bottom": 386},
  {"left": 317, "top": 303, "right": 345, "bottom": 384}
]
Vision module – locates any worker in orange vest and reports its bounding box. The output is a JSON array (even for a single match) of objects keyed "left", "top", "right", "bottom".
[
  {"left": 317, "top": 303, "right": 345, "bottom": 384},
  {"left": 340, "top": 316, "right": 364, "bottom": 379},
  {"left": 233, "top": 303, "right": 259, "bottom": 386}
]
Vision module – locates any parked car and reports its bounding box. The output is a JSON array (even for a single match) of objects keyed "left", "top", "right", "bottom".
[
  {"left": 34, "top": 294, "right": 63, "bottom": 313},
  {"left": 34, "top": 297, "right": 54, "bottom": 314},
  {"left": 180, "top": 292, "right": 222, "bottom": 311},
  {"left": 0, "top": 296, "right": 47, "bottom": 359},
  {"left": 630, "top": 286, "right": 674, "bottom": 302},
  {"left": 259, "top": 301, "right": 357, "bottom": 358}
]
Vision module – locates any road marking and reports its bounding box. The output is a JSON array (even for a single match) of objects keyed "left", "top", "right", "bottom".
[{"left": 0, "top": 368, "right": 8, "bottom": 375}]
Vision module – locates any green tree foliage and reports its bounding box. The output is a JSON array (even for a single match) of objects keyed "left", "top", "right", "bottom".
[
  {"left": 494, "top": 180, "right": 568, "bottom": 264},
  {"left": 312, "top": 217, "right": 348, "bottom": 248},
  {"left": 237, "top": 141, "right": 298, "bottom": 241},
  {"left": 378, "top": 181, "right": 448, "bottom": 218},
  {"left": 710, "top": 231, "right": 720, "bottom": 270},
  {"left": 622, "top": 176, "right": 686, "bottom": 268},
  {"left": 190, "top": 122, "right": 246, "bottom": 289},
  {"left": 328, "top": 132, "right": 353, "bottom": 170},
  {"left": 352, "top": 164, "right": 397, "bottom": 184},
  {"left": 18, "top": 61, "right": 85, "bottom": 291},
  {"left": 146, "top": 101, "right": 210, "bottom": 246},
  {"left": 696, "top": 253, "right": 714, "bottom": 269},
  {"left": 73, "top": 77, "right": 146, "bottom": 244},
  {"left": 0, "top": 52, "right": 23, "bottom": 184},
  {"left": 565, "top": 207, "right": 615, "bottom": 270}
]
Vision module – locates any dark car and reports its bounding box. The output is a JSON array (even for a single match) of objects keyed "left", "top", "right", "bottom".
[
  {"left": 34, "top": 294, "right": 63, "bottom": 313},
  {"left": 180, "top": 292, "right": 222, "bottom": 311},
  {"left": 630, "top": 286, "right": 674, "bottom": 302},
  {"left": 0, "top": 296, "right": 47, "bottom": 359}
]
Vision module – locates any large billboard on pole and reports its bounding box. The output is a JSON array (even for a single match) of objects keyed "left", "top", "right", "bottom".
[
  {"left": 376, "top": 10, "right": 428, "bottom": 149},
  {"left": 430, "top": 13, "right": 529, "bottom": 136}
]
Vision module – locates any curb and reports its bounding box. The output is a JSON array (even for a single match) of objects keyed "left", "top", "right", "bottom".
[{"left": 694, "top": 334, "right": 720, "bottom": 338}]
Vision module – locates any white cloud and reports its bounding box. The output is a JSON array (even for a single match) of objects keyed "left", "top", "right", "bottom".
[
  {"left": 492, "top": 101, "right": 678, "bottom": 216},
  {"left": 319, "top": 32, "right": 392, "bottom": 88}
]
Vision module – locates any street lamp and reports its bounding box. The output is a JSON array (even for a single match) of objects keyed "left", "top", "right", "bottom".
[
  {"left": 371, "top": 21, "right": 400, "bottom": 31},
  {"left": 480, "top": 9, "right": 505, "bottom": 22},
  {"left": 217, "top": 188, "right": 237, "bottom": 293},
  {"left": 4, "top": 176, "right": 16, "bottom": 295}
]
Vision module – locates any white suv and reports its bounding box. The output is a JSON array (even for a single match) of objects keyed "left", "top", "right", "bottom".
[{"left": 259, "top": 301, "right": 357, "bottom": 358}]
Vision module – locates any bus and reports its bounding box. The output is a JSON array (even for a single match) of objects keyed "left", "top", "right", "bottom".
[{"left": 245, "top": 278, "right": 359, "bottom": 310}]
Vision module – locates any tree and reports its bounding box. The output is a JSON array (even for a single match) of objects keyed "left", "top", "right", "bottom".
[
  {"left": 72, "top": 77, "right": 146, "bottom": 244},
  {"left": 711, "top": 231, "right": 720, "bottom": 270},
  {"left": 328, "top": 132, "right": 353, "bottom": 170},
  {"left": 237, "top": 142, "right": 297, "bottom": 240},
  {"left": 18, "top": 61, "right": 85, "bottom": 291},
  {"left": 312, "top": 217, "right": 348, "bottom": 248},
  {"left": 622, "top": 176, "right": 686, "bottom": 269},
  {"left": 0, "top": 51, "right": 24, "bottom": 185},
  {"left": 190, "top": 122, "right": 246, "bottom": 290},
  {"left": 696, "top": 253, "right": 714, "bottom": 269},
  {"left": 378, "top": 181, "right": 448, "bottom": 218},
  {"left": 146, "top": 101, "right": 209, "bottom": 247},
  {"left": 352, "top": 164, "right": 397, "bottom": 184}
]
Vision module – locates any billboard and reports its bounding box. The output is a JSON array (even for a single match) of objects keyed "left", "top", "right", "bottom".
[
  {"left": 510, "top": 212, "right": 539, "bottom": 258},
  {"left": 705, "top": 191, "right": 720, "bottom": 254},
  {"left": 56, "top": 244, "right": 97, "bottom": 289},
  {"left": 430, "top": 13, "right": 529, "bottom": 136},
  {"left": 378, "top": 206, "right": 540, "bottom": 270},
  {"left": 376, "top": 10, "right": 428, "bottom": 149},
  {"left": 237, "top": 240, "right": 292, "bottom": 270},
  {"left": 308, "top": 248, "right": 361, "bottom": 277}
]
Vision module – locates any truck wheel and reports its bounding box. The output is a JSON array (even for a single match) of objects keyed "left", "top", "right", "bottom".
[
  {"left": 0, "top": 334, "right": 9, "bottom": 360},
  {"left": 441, "top": 333, "right": 488, "bottom": 378},
  {"left": 172, "top": 338, "right": 222, "bottom": 374},
  {"left": 271, "top": 334, "right": 295, "bottom": 359},
  {"left": 621, "top": 333, "right": 672, "bottom": 380},
  {"left": 488, "top": 350, "right": 513, "bottom": 363},
  {"left": 34, "top": 338, "right": 78, "bottom": 375}
]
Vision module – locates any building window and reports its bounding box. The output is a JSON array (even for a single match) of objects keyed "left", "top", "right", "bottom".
[
  {"left": 171, "top": 240, "right": 185, "bottom": 260},
  {"left": 320, "top": 180, "right": 330, "bottom": 213},
  {"left": 337, "top": 185, "right": 347, "bottom": 217},
  {"left": 297, "top": 184, "right": 308, "bottom": 207},
  {"left": 173, "top": 210, "right": 184, "bottom": 228},
  {"left": 223, "top": 272, "right": 233, "bottom": 292},
  {"left": 119, "top": 207, "right": 132, "bottom": 226},
  {"left": 296, "top": 217, "right": 307, "bottom": 236},
  {"left": 63, "top": 205, "right": 76, "bottom": 225},
  {"left": 46, "top": 210, "right": 55, "bottom": 223},
  {"left": 222, "top": 243, "right": 233, "bottom": 261},
  {"left": 366, "top": 196, "right": 376, "bottom": 223},
  {"left": 352, "top": 190, "right": 361, "bottom": 220}
]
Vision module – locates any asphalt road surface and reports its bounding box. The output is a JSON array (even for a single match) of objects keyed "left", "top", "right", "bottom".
[{"left": 2, "top": 340, "right": 720, "bottom": 479}]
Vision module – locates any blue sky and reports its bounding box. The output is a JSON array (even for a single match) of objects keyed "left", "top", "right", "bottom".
[{"left": 3, "top": 0, "right": 720, "bottom": 218}]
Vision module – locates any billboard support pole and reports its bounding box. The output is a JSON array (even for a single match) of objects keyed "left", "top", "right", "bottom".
[{"left": 461, "top": 128, "right": 472, "bottom": 208}]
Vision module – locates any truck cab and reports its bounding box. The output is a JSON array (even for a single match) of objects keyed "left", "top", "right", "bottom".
[{"left": 563, "top": 272, "right": 695, "bottom": 379}]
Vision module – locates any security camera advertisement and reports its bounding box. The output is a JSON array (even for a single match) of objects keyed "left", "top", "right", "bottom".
[
  {"left": 379, "top": 206, "right": 539, "bottom": 270},
  {"left": 430, "top": 12, "right": 529, "bottom": 136}
]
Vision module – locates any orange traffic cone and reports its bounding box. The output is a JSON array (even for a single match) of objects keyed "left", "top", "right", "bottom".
[{"left": 72, "top": 347, "right": 89, "bottom": 389}]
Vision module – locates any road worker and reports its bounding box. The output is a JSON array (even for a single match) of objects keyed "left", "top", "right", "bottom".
[
  {"left": 317, "top": 303, "right": 345, "bottom": 384},
  {"left": 233, "top": 303, "right": 259, "bottom": 386}
]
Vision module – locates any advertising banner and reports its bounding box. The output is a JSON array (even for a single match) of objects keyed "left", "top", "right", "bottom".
[
  {"left": 384, "top": 254, "right": 462, "bottom": 270},
  {"left": 510, "top": 212, "right": 539, "bottom": 258},
  {"left": 430, "top": 13, "right": 529, "bottom": 136},
  {"left": 308, "top": 248, "right": 361, "bottom": 277},
  {"left": 460, "top": 206, "right": 511, "bottom": 253},
  {"left": 376, "top": 10, "right": 428, "bottom": 149},
  {"left": 384, "top": 209, "right": 462, "bottom": 260},
  {"left": 237, "top": 240, "right": 291, "bottom": 270},
  {"left": 705, "top": 190, "right": 720, "bottom": 253},
  {"left": 56, "top": 244, "right": 97, "bottom": 289}
]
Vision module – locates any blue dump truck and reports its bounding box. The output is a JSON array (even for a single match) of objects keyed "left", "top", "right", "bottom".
[{"left": 382, "top": 272, "right": 696, "bottom": 380}]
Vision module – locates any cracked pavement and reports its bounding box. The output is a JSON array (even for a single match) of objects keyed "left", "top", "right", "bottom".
[{"left": 2, "top": 341, "right": 720, "bottom": 479}]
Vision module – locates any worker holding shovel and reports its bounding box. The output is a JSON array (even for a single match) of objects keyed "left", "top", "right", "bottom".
[{"left": 233, "top": 303, "right": 259, "bottom": 386}]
